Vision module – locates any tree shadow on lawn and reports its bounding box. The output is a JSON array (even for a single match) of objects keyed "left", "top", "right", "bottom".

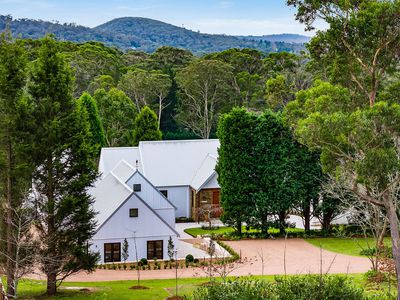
[{"left": 129, "top": 285, "right": 150, "bottom": 290}]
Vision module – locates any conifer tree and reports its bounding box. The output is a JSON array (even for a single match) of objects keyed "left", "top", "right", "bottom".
[
  {"left": 28, "top": 36, "right": 99, "bottom": 296},
  {"left": 133, "top": 106, "right": 162, "bottom": 145},
  {"left": 0, "top": 32, "right": 32, "bottom": 298},
  {"left": 77, "top": 92, "right": 106, "bottom": 155},
  {"left": 216, "top": 107, "right": 258, "bottom": 235}
]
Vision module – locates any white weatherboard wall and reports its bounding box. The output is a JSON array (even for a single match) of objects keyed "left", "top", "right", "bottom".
[
  {"left": 91, "top": 193, "right": 177, "bottom": 263},
  {"left": 126, "top": 171, "right": 176, "bottom": 226},
  {"left": 156, "top": 186, "right": 190, "bottom": 218}
]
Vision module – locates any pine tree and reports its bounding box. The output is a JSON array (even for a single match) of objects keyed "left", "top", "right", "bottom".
[
  {"left": 122, "top": 238, "right": 129, "bottom": 262},
  {"left": 133, "top": 106, "right": 162, "bottom": 146},
  {"left": 77, "top": 92, "right": 106, "bottom": 155},
  {"left": 0, "top": 31, "right": 32, "bottom": 298},
  {"left": 167, "top": 236, "right": 175, "bottom": 261},
  {"left": 28, "top": 36, "right": 99, "bottom": 296}
]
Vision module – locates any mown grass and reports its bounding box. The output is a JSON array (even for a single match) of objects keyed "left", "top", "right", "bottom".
[
  {"left": 305, "top": 237, "right": 392, "bottom": 257},
  {"left": 18, "top": 277, "right": 211, "bottom": 300},
  {"left": 17, "top": 273, "right": 396, "bottom": 299},
  {"left": 184, "top": 226, "right": 304, "bottom": 238}
]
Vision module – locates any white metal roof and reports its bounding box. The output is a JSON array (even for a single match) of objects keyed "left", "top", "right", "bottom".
[
  {"left": 190, "top": 154, "right": 217, "bottom": 191},
  {"left": 99, "top": 139, "right": 220, "bottom": 188},
  {"left": 91, "top": 168, "right": 178, "bottom": 235},
  {"left": 90, "top": 171, "right": 132, "bottom": 228},
  {"left": 99, "top": 147, "right": 141, "bottom": 177},
  {"left": 138, "top": 139, "right": 219, "bottom": 187}
]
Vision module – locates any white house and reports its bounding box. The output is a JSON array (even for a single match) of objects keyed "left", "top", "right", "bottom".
[
  {"left": 90, "top": 159, "right": 179, "bottom": 263},
  {"left": 98, "top": 139, "right": 221, "bottom": 220}
]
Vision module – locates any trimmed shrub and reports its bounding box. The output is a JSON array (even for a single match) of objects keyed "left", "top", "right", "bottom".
[
  {"left": 140, "top": 258, "right": 148, "bottom": 266},
  {"left": 186, "top": 254, "right": 195, "bottom": 263}
]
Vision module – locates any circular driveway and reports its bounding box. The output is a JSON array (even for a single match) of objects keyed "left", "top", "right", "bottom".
[
  {"left": 224, "top": 238, "right": 370, "bottom": 275},
  {"left": 36, "top": 238, "right": 372, "bottom": 282}
]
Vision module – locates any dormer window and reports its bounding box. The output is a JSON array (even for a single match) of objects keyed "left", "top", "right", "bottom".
[
  {"left": 129, "top": 208, "right": 138, "bottom": 218},
  {"left": 133, "top": 184, "right": 141, "bottom": 192}
]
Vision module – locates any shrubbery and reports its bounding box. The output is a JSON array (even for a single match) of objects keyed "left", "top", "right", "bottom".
[
  {"left": 185, "top": 254, "right": 194, "bottom": 263},
  {"left": 188, "top": 276, "right": 366, "bottom": 300}
]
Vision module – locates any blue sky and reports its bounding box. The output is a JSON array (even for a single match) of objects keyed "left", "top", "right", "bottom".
[{"left": 0, "top": 0, "right": 318, "bottom": 35}]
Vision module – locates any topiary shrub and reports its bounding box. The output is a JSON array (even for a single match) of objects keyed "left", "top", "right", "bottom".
[
  {"left": 140, "top": 258, "right": 148, "bottom": 266},
  {"left": 185, "top": 254, "right": 194, "bottom": 263}
]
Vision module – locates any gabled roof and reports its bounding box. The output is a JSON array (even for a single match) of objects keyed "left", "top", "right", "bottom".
[
  {"left": 112, "top": 160, "right": 136, "bottom": 183},
  {"left": 99, "top": 147, "right": 141, "bottom": 178},
  {"left": 138, "top": 139, "right": 219, "bottom": 187},
  {"left": 91, "top": 169, "right": 179, "bottom": 236},
  {"left": 126, "top": 170, "right": 177, "bottom": 210},
  {"left": 191, "top": 154, "right": 217, "bottom": 191},
  {"left": 90, "top": 171, "right": 132, "bottom": 228},
  {"left": 98, "top": 139, "right": 220, "bottom": 189}
]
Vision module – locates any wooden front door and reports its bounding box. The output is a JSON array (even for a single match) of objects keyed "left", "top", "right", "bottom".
[{"left": 212, "top": 190, "right": 220, "bottom": 205}]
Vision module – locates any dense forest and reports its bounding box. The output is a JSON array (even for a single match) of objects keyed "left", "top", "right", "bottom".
[
  {"left": 0, "top": 15, "right": 307, "bottom": 54},
  {"left": 9, "top": 37, "right": 310, "bottom": 144}
]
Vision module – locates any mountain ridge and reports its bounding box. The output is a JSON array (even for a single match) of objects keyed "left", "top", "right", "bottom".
[{"left": 0, "top": 15, "right": 309, "bottom": 54}]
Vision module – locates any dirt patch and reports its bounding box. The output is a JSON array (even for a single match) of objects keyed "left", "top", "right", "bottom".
[
  {"left": 129, "top": 285, "right": 150, "bottom": 290},
  {"left": 165, "top": 296, "right": 185, "bottom": 300},
  {"left": 60, "top": 286, "right": 99, "bottom": 292}
]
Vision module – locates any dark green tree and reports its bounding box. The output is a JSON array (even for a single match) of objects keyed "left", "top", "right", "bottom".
[
  {"left": 253, "top": 111, "right": 320, "bottom": 233},
  {"left": 133, "top": 106, "right": 162, "bottom": 145},
  {"left": 77, "top": 92, "right": 106, "bottom": 155},
  {"left": 216, "top": 107, "right": 258, "bottom": 235},
  {"left": 28, "top": 36, "right": 99, "bottom": 296},
  {"left": 94, "top": 88, "right": 137, "bottom": 147},
  {"left": 0, "top": 31, "right": 32, "bottom": 298}
]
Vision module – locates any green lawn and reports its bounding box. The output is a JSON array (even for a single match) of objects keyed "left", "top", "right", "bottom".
[
  {"left": 305, "top": 237, "right": 392, "bottom": 257},
  {"left": 184, "top": 226, "right": 304, "bottom": 237},
  {"left": 16, "top": 274, "right": 394, "bottom": 299},
  {"left": 18, "top": 277, "right": 212, "bottom": 300}
]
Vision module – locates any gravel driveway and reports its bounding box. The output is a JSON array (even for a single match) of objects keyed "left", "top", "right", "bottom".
[{"left": 29, "top": 238, "right": 371, "bottom": 282}]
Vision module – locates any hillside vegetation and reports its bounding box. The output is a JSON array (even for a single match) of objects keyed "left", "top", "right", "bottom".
[{"left": 0, "top": 15, "right": 307, "bottom": 54}]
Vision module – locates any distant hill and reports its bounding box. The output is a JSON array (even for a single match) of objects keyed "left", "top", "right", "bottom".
[{"left": 0, "top": 15, "right": 308, "bottom": 55}]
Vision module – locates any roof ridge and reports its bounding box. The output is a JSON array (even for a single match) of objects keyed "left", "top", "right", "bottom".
[
  {"left": 110, "top": 171, "right": 133, "bottom": 193},
  {"left": 139, "top": 139, "right": 219, "bottom": 144},
  {"left": 102, "top": 147, "right": 139, "bottom": 150}
]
